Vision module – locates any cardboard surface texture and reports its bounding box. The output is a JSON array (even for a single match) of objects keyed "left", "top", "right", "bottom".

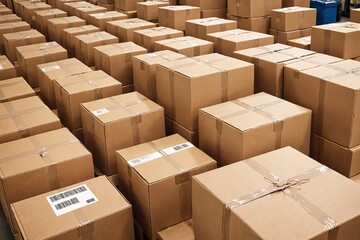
[
  {"left": 158, "top": 219, "right": 194, "bottom": 240},
  {"left": 34, "top": 9, "right": 67, "bottom": 40},
  {"left": 226, "top": 14, "right": 271, "bottom": 34},
  {"left": 88, "top": 11, "right": 127, "bottom": 31},
  {"left": 0, "top": 22, "right": 30, "bottom": 55},
  {"left": 136, "top": 1, "right": 169, "bottom": 21},
  {"left": 0, "top": 77, "right": 35, "bottom": 102},
  {"left": 48, "top": 16, "right": 86, "bottom": 45},
  {"left": 158, "top": 5, "right": 201, "bottom": 31},
  {"left": 271, "top": 7, "right": 316, "bottom": 32},
  {"left": 0, "top": 55, "right": 17, "bottom": 80},
  {"left": 288, "top": 36, "right": 311, "bottom": 49},
  {"left": 228, "top": 0, "right": 282, "bottom": 18},
  {"left": 350, "top": 8, "right": 360, "bottom": 23}
]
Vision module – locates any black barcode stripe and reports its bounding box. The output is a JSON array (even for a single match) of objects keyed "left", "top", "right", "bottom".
[
  {"left": 54, "top": 197, "right": 80, "bottom": 210},
  {"left": 49, "top": 186, "right": 87, "bottom": 202}
]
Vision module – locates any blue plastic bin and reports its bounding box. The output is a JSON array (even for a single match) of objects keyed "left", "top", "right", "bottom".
[{"left": 310, "top": 0, "right": 338, "bottom": 25}]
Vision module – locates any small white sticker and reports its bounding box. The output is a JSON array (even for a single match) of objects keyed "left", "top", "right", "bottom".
[
  {"left": 0, "top": 65, "right": 3, "bottom": 70},
  {"left": 128, "top": 152, "right": 163, "bottom": 167},
  {"left": 91, "top": 13, "right": 106, "bottom": 17},
  {"left": 162, "top": 142, "right": 194, "bottom": 155},
  {"left": 91, "top": 108, "right": 109, "bottom": 116},
  {"left": 41, "top": 65, "right": 60, "bottom": 72},
  {"left": 46, "top": 184, "right": 98, "bottom": 216}
]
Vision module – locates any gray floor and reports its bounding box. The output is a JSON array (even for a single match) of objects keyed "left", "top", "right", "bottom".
[{"left": 0, "top": 205, "right": 14, "bottom": 240}]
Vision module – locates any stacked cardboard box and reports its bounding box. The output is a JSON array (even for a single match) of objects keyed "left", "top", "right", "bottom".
[
  {"left": 351, "top": 8, "right": 360, "bottom": 23},
  {"left": 136, "top": 1, "right": 169, "bottom": 22},
  {"left": 0, "top": 14, "right": 21, "bottom": 24},
  {"left": 115, "top": 0, "right": 142, "bottom": 12},
  {"left": 282, "top": 0, "right": 310, "bottom": 7},
  {"left": 284, "top": 58, "right": 360, "bottom": 177},
  {"left": 0, "top": 77, "right": 35, "bottom": 102},
  {"left": 98, "top": 1, "right": 115, "bottom": 11},
  {"left": 116, "top": 134, "right": 217, "bottom": 240},
  {"left": 158, "top": 5, "right": 201, "bottom": 31},
  {"left": 56, "top": 0, "right": 81, "bottom": 11},
  {"left": 226, "top": 0, "right": 281, "bottom": 33},
  {"left": 47, "top": 16, "right": 86, "bottom": 45},
  {"left": 287, "top": 36, "right": 311, "bottom": 49},
  {"left": 270, "top": 7, "right": 316, "bottom": 44},
  {"left": 0, "top": 22, "right": 31, "bottom": 55},
  {"left": 0, "top": 55, "right": 17, "bottom": 80},
  {"left": 87, "top": 11, "right": 127, "bottom": 31},
  {"left": 180, "top": 0, "right": 226, "bottom": 19},
  {"left": 63, "top": 1, "right": 93, "bottom": 16},
  {"left": 34, "top": 9, "right": 68, "bottom": 40},
  {"left": 72, "top": 3, "right": 107, "bottom": 23},
  {"left": 16, "top": 1, "right": 51, "bottom": 28}
]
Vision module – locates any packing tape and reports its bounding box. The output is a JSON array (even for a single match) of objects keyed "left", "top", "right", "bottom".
[
  {"left": 76, "top": 74, "right": 107, "bottom": 100},
  {"left": 222, "top": 161, "right": 337, "bottom": 240},
  {"left": 74, "top": 208, "right": 95, "bottom": 240}
]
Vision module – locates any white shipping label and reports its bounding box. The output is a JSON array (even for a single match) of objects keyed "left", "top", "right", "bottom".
[
  {"left": 162, "top": 142, "right": 194, "bottom": 155},
  {"left": 46, "top": 184, "right": 98, "bottom": 216},
  {"left": 128, "top": 152, "right": 163, "bottom": 167},
  {"left": 41, "top": 65, "right": 61, "bottom": 72},
  {"left": 91, "top": 108, "right": 109, "bottom": 116}
]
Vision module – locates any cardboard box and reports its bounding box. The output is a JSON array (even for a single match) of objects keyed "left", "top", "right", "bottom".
[
  {"left": 199, "top": 92, "right": 311, "bottom": 166},
  {"left": 63, "top": 1, "right": 93, "bottom": 16},
  {"left": 206, "top": 29, "right": 274, "bottom": 57},
  {"left": 87, "top": 11, "right": 127, "bottom": 31},
  {"left": 97, "top": 2, "right": 115, "bottom": 11},
  {"left": 106, "top": 18, "right": 156, "bottom": 42},
  {"left": 351, "top": 8, "right": 360, "bottom": 23},
  {"left": 0, "top": 96, "right": 62, "bottom": 144},
  {"left": 48, "top": 16, "right": 86, "bottom": 45},
  {"left": 17, "top": 1, "right": 52, "bottom": 28},
  {"left": 311, "top": 133, "right": 360, "bottom": 178},
  {"left": 117, "top": 8, "right": 137, "bottom": 18},
  {"left": 81, "top": 91, "right": 165, "bottom": 175},
  {"left": 185, "top": 17, "right": 237, "bottom": 40},
  {"left": 156, "top": 53, "right": 254, "bottom": 131},
  {"left": 158, "top": 220, "right": 194, "bottom": 240},
  {"left": 133, "top": 27, "right": 184, "bottom": 52},
  {"left": 352, "top": 174, "right": 360, "bottom": 184},
  {"left": 193, "top": 146, "right": 360, "bottom": 240},
  {"left": 282, "top": 0, "right": 310, "bottom": 7},
  {"left": 54, "top": 70, "right": 123, "bottom": 131},
  {"left": 133, "top": 50, "right": 187, "bottom": 101},
  {"left": 37, "top": 58, "right": 93, "bottom": 109},
  {"left": 0, "top": 128, "right": 94, "bottom": 231},
  {"left": 165, "top": 117, "right": 199, "bottom": 147},
  {"left": 284, "top": 58, "right": 360, "bottom": 148},
  {"left": 75, "top": 4, "right": 107, "bottom": 22},
  {"left": 63, "top": 25, "right": 100, "bottom": 58},
  {"left": 228, "top": 0, "right": 282, "bottom": 18},
  {"left": 93, "top": 42, "right": 147, "bottom": 85},
  {"left": 0, "top": 14, "right": 22, "bottom": 24},
  {"left": 226, "top": 14, "right": 271, "bottom": 34},
  {"left": 116, "top": 134, "right": 217, "bottom": 240},
  {"left": 180, "top": 0, "right": 226, "bottom": 10},
  {"left": 154, "top": 36, "right": 214, "bottom": 57},
  {"left": 158, "top": 5, "right": 201, "bottom": 31},
  {"left": 34, "top": 9, "right": 67, "bottom": 40},
  {"left": 16, "top": 42, "right": 68, "bottom": 88},
  {"left": 270, "top": 28, "right": 301, "bottom": 44},
  {"left": 271, "top": 7, "right": 316, "bottom": 32},
  {"left": 0, "top": 22, "right": 31, "bottom": 55},
  {"left": 3, "top": 29, "right": 45, "bottom": 63},
  {"left": 11, "top": 176, "right": 135, "bottom": 240},
  {"left": 74, "top": 31, "right": 119, "bottom": 67},
  {"left": 233, "top": 44, "right": 315, "bottom": 97},
  {"left": 115, "top": 0, "right": 142, "bottom": 11},
  {"left": 288, "top": 36, "right": 311, "bottom": 49},
  {"left": 56, "top": 0, "right": 82, "bottom": 11},
  {"left": 201, "top": 8, "right": 226, "bottom": 19},
  {"left": 136, "top": 1, "right": 169, "bottom": 21},
  {"left": 0, "top": 55, "right": 17, "bottom": 80},
  {"left": 311, "top": 22, "right": 360, "bottom": 59},
  {"left": 0, "top": 77, "right": 35, "bottom": 102}
]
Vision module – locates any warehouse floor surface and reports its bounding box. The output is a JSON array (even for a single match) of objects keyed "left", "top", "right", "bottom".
[{"left": 0, "top": 205, "right": 14, "bottom": 240}]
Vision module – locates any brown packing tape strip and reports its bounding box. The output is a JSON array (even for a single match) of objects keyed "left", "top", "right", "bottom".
[
  {"left": 74, "top": 208, "right": 95, "bottom": 240},
  {"left": 169, "top": 70, "right": 176, "bottom": 120},
  {"left": 76, "top": 74, "right": 106, "bottom": 100},
  {"left": 324, "top": 30, "right": 331, "bottom": 54},
  {"left": 222, "top": 161, "right": 338, "bottom": 240}
]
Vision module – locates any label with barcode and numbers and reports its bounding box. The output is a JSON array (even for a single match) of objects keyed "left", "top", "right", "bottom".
[
  {"left": 41, "top": 65, "right": 60, "bottom": 72},
  {"left": 162, "top": 142, "right": 194, "bottom": 155},
  {"left": 91, "top": 108, "right": 109, "bottom": 116},
  {"left": 46, "top": 184, "right": 98, "bottom": 216}
]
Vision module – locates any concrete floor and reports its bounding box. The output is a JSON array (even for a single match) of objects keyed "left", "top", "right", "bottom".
[{"left": 0, "top": 205, "right": 14, "bottom": 240}]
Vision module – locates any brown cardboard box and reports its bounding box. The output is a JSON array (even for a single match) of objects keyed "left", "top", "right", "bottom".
[
  {"left": 180, "top": 0, "right": 226, "bottom": 10},
  {"left": 133, "top": 27, "right": 184, "bottom": 52},
  {"left": 311, "top": 133, "right": 360, "bottom": 178},
  {"left": 206, "top": 29, "right": 274, "bottom": 57},
  {"left": 34, "top": 9, "right": 67, "bottom": 40},
  {"left": 185, "top": 17, "right": 237, "bottom": 40},
  {"left": 158, "top": 5, "right": 200, "bottom": 31},
  {"left": 81, "top": 91, "right": 165, "bottom": 175},
  {"left": 87, "top": 11, "right": 127, "bottom": 31},
  {"left": 154, "top": 36, "right": 214, "bottom": 57},
  {"left": 97, "top": 2, "right": 115, "bottom": 11},
  {"left": 271, "top": 7, "right": 316, "bottom": 32},
  {"left": 106, "top": 18, "right": 156, "bottom": 42},
  {"left": 16, "top": 42, "right": 68, "bottom": 88},
  {"left": 75, "top": 4, "right": 107, "bottom": 22},
  {"left": 11, "top": 176, "right": 135, "bottom": 240},
  {"left": 0, "top": 77, "right": 35, "bottom": 102},
  {"left": 116, "top": 134, "right": 217, "bottom": 240},
  {"left": 192, "top": 146, "right": 360, "bottom": 240},
  {"left": 117, "top": 8, "right": 138, "bottom": 18},
  {"left": 48, "top": 16, "right": 86, "bottom": 45},
  {"left": 93, "top": 42, "right": 147, "bottom": 85},
  {"left": 199, "top": 92, "right": 311, "bottom": 166},
  {"left": 270, "top": 28, "right": 301, "bottom": 44},
  {"left": 0, "top": 14, "right": 22, "bottom": 24},
  {"left": 282, "top": 0, "right": 310, "bottom": 7},
  {"left": 284, "top": 58, "right": 360, "bottom": 148},
  {"left": 201, "top": 9, "right": 226, "bottom": 19},
  {"left": 156, "top": 53, "right": 254, "bottom": 131},
  {"left": 158, "top": 220, "right": 194, "bottom": 240},
  {"left": 0, "top": 55, "right": 17, "bottom": 80},
  {"left": 288, "top": 36, "right": 311, "bottom": 49},
  {"left": 56, "top": 0, "right": 81, "bottom": 11},
  {"left": 136, "top": 1, "right": 169, "bottom": 21},
  {"left": 350, "top": 8, "right": 360, "bottom": 23},
  {"left": 311, "top": 22, "right": 360, "bottom": 59},
  {"left": 3, "top": 29, "right": 45, "bottom": 63},
  {"left": 63, "top": 1, "right": 93, "bottom": 16},
  {"left": 115, "top": 0, "right": 142, "bottom": 11},
  {"left": 17, "top": 1, "right": 52, "bottom": 28},
  {"left": 0, "top": 22, "right": 31, "bottom": 55},
  {"left": 0, "top": 128, "right": 94, "bottom": 231},
  {"left": 74, "top": 31, "right": 119, "bottom": 67},
  {"left": 226, "top": 14, "right": 271, "bottom": 34},
  {"left": 165, "top": 117, "right": 199, "bottom": 146},
  {"left": 0, "top": 96, "right": 62, "bottom": 144},
  {"left": 233, "top": 44, "right": 315, "bottom": 97},
  {"left": 54, "top": 70, "right": 123, "bottom": 131},
  {"left": 228, "top": 0, "right": 282, "bottom": 18},
  {"left": 352, "top": 174, "right": 360, "bottom": 184},
  {"left": 133, "top": 50, "right": 187, "bottom": 101},
  {"left": 63, "top": 25, "right": 100, "bottom": 58},
  {"left": 37, "top": 58, "right": 93, "bottom": 109}
]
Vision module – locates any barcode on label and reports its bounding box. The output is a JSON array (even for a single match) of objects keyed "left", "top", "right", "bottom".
[
  {"left": 162, "top": 142, "right": 194, "bottom": 155},
  {"left": 49, "top": 186, "right": 87, "bottom": 202},
  {"left": 86, "top": 198, "right": 95, "bottom": 204},
  {"left": 41, "top": 65, "right": 61, "bottom": 72},
  {"left": 91, "top": 108, "right": 109, "bottom": 116},
  {"left": 128, "top": 152, "right": 163, "bottom": 167},
  {"left": 55, "top": 197, "right": 80, "bottom": 210}
]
